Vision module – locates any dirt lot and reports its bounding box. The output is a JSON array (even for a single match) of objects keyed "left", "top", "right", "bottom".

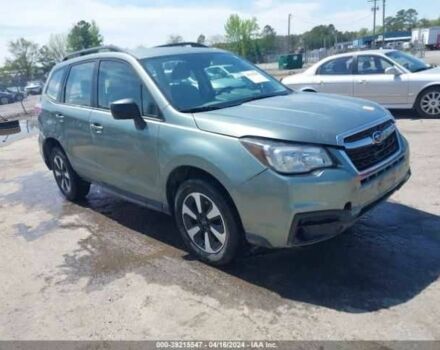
[{"left": 0, "top": 113, "right": 439, "bottom": 340}]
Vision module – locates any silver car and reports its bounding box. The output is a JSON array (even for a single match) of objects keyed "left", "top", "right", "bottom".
[{"left": 282, "top": 50, "right": 440, "bottom": 118}]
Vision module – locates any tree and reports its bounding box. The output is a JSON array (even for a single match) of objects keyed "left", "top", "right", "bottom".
[
  {"left": 260, "top": 25, "right": 277, "bottom": 55},
  {"left": 38, "top": 34, "right": 68, "bottom": 74},
  {"left": 224, "top": 14, "right": 259, "bottom": 58},
  {"left": 67, "top": 20, "right": 103, "bottom": 52},
  {"left": 4, "top": 38, "right": 39, "bottom": 81},
  {"left": 168, "top": 35, "right": 183, "bottom": 44},
  {"left": 197, "top": 34, "right": 206, "bottom": 45},
  {"left": 385, "top": 9, "right": 418, "bottom": 31}
]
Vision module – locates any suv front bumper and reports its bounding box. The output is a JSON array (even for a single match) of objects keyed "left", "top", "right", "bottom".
[{"left": 233, "top": 134, "right": 411, "bottom": 248}]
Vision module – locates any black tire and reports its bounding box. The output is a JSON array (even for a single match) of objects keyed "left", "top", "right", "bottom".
[
  {"left": 50, "top": 147, "right": 90, "bottom": 202},
  {"left": 174, "top": 179, "right": 242, "bottom": 266},
  {"left": 415, "top": 87, "right": 440, "bottom": 118}
]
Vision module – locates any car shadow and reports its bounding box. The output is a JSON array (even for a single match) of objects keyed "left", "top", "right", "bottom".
[
  {"left": 389, "top": 109, "right": 421, "bottom": 119},
  {"left": 79, "top": 187, "right": 440, "bottom": 313}
]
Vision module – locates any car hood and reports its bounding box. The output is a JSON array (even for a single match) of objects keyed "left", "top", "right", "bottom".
[
  {"left": 193, "top": 93, "right": 392, "bottom": 146},
  {"left": 415, "top": 66, "right": 440, "bottom": 75}
]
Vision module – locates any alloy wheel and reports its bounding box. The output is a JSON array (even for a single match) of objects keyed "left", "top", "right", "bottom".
[
  {"left": 181, "top": 192, "right": 227, "bottom": 254},
  {"left": 0, "top": 97, "right": 8, "bottom": 104},
  {"left": 420, "top": 91, "right": 440, "bottom": 116},
  {"left": 53, "top": 155, "right": 71, "bottom": 194}
]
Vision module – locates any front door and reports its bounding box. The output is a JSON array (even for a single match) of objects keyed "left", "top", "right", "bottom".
[
  {"left": 354, "top": 55, "right": 408, "bottom": 106},
  {"left": 89, "top": 59, "right": 162, "bottom": 202}
]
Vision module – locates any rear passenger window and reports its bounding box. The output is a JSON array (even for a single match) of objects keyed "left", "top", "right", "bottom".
[
  {"left": 318, "top": 57, "right": 353, "bottom": 75},
  {"left": 64, "top": 62, "right": 95, "bottom": 106},
  {"left": 98, "top": 60, "right": 142, "bottom": 110},
  {"left": 46, "top": 68, "right": 66, "bottom": 101}
]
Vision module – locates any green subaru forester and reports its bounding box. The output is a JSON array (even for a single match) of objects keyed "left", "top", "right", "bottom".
[{"left": 38, "top": 44, "right": 410, "bottom": 265}]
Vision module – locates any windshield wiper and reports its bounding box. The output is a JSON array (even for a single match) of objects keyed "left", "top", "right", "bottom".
[
  {"left": 238, "top": 91, "right": 291, "bottom": 104},
  {"left": 413, "top": 66, "right": 431, "bottom": 72},
  {"left": 180, "top": 105, "right": 226, "bottom": 113},
  {"left": 180, "top": 91, "right": 291, "bottom": 113}
]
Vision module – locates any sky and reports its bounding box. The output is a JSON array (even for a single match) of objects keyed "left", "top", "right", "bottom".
[{"left": 0, "top": 0, "right": 439, "bottom": 63}]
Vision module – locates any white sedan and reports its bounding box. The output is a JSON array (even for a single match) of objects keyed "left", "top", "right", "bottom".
[{"left": 282, "top": 50, "right": 440, "bottom": 118}]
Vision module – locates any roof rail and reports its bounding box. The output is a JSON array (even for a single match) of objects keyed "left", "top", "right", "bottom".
[
  {"left": 155, "top": 42, "right": 208, "bottom": 48},
  {"left": 62, "top": 45, "right": 128, "bottom": 61}
]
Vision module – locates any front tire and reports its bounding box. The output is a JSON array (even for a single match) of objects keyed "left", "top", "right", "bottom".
[
  {"left": 174, "top": 179, "right": 242, "bottom": 266},
  {"left": 415, "top": 87, "right": 440, "bottom": 118},
  {"left": 50, "top": 147, "right": 90, "bottom": 201}
]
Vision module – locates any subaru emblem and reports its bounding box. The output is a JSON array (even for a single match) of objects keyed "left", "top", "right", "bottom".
[{"left": 372, "top": 131, "right": 384, "bottom": 144}]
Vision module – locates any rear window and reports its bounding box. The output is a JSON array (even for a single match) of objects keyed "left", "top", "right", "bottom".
[
  {"left": 64, "top": 61, "right": 95, "bottom": 106},
  {"left": 45, "top": 68, "right": 66, "bottom": 101}
]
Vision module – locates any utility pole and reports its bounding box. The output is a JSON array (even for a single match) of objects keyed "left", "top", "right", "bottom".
[
  {"left": 382, "top": 0, "right": 386, "bottom": 46},
  {"left": 369, "top": 0, "right": 379, "bottom": 48},
  {"left": 287, "top": 13, "right": 292, "bottom": 52}
]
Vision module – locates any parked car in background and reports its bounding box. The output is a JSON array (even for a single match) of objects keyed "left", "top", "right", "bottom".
[
  {"left": 3, "top": 88, "right": 25, "bottom": 102},
  {"left": 282, "top": 50, "right": 440, "bottom": 118},
  {"left": 25, "top": 80, "right": 44, "bottom": 95},
  {"left": 38, "top": 44, "right": 410, "bottom": 265},
  {"left": 0, "top": 90, "right": 16, "bottom": 104}
]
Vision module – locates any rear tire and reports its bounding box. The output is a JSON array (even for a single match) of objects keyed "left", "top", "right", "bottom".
[
  {"left": 415, "top": 87, "right": 440, "bottom": 118},
  {"left": 174, "top": 179, "right": 242, "bottom": 266},
  {"left": 50, "top": 147, "right": 90, "bottom": 202}
]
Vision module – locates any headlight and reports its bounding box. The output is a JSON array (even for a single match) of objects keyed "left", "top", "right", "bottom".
[{"left": 240, "top": 137, "right": 333, "bottom": 174}]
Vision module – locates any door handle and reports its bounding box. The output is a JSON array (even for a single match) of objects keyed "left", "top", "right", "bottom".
[
  {"left": 90, "top": 123, "right": 104, "bottom": 134},
  {"left": 55, "top": 113, "right": 64, "bottom": 122},
  {"left": 358, "top": 79, "right": 367, "bottom": 84}
]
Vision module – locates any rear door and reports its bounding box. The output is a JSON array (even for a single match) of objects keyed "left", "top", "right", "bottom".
[
  {"left": 88, "top": 59, "right": 161, "bottom": 201},
  {"left": 353, "top": 54, "right": 408, "bottom": 106},
  {"left": 314, "top": 56, "right": 354, "bottom": 96}
]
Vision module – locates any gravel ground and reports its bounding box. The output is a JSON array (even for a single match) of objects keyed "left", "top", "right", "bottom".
[{"left": 0, "top": 113, "right": 439, "bottom": 340}]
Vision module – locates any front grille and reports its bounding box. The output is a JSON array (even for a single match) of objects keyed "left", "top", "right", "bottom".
[
  {"left": 345, "top": 131, "right": 399, "bottom": 171},
  {"left": 344, "top": 120, "right": 394, "bottom": 143}
]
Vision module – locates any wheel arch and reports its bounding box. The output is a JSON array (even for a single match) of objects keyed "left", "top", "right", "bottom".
[
  {"left": 414, "top": 83, "right": 440, "bottom": 108},
  {"left": 300, "top": 87, "right": 318, "bottom": 93},
  {"left": 42, "top": 137, "right": 64, "bottom": 170},
  {"left": 165, "top": 165, "right": 243, "bottom": 232}
]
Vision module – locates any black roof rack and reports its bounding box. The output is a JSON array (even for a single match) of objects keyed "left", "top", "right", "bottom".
[
  {"left": 62, "top": 45, "right": 128, "bottom": 61},
  {"left": 155, "top": 42, "right": 208, "bottom": 48}
]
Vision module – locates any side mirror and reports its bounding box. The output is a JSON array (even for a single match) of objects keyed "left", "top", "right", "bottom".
[
  {"left": 110, "top": 98, "right": 146, "bottom": 130},
  {"left": 385, "top": 66, "right": 401, "bottom": 76},
  {"left": 110, "top": 98, "right": 142, "bottom": 120}
]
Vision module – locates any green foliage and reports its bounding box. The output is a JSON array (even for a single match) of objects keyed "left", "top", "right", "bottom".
[
  {"left": 168, "top": 34, "right": 183, "bottom": 44},
  {"left": 4, "top": 38, "right": 39, "bottom": 81},
  {"left": 417, "top": 17, "right": 440, "bottom": 27},
  {"left": 224, "top": 14, "right": 259, "bottom": 59},
  {"left": 302, "top": 25, "right": 357, "bottom": 50},
  {"left": 197, "top": 34, "right": 206, "bottom": 45},
  {"left": 385, "top": 9, "right": 418, "bottom": 31},
  {"left": 67, "top": 20, "right": 103, "bottom": 52},
  {"left": 260, "top": 25, "right": 277, "bottom": 54},
  {"left": 38, "top": 34, "right": 67, "bottom": 74}
]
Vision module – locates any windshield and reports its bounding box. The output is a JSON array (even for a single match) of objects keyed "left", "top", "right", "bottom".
[
  {"left": 385, "top": 51, "right": 431, "bottom": 73},
  {"left": 140, "top": 52, "right": 290, "bottom": 112}
]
